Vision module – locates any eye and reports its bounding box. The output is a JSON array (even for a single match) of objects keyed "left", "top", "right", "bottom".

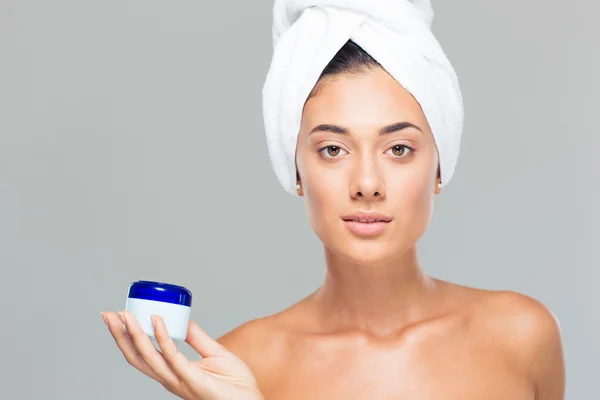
[
  {"left": 318, "top": 145, "right": 348, "bottom": 159},
  {"left": 385, "top": 144, "right": 412, "bottom": 158}
]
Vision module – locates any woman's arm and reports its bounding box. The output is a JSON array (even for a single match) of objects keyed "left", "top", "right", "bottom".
[
  {"left": 528, "top": 307, "right": 566, "bottom": 399},
  {"left": 500, "top": 293, "right": 566, "bottom": 399}
]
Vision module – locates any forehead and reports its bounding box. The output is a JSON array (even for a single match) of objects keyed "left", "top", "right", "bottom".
[{"left": 301, "top": 68, "right": 428, "bottom": 129}]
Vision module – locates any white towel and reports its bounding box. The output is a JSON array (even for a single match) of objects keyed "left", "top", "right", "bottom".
[{"left": 262, "top": 0, "right": 464, "bottom": 196}]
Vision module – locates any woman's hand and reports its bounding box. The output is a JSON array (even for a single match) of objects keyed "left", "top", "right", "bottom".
[{"left": 101, "top": 310, "right": 264, "bottom": 400}]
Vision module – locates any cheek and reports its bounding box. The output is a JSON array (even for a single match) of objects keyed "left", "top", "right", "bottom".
[
  {"left": 304, "top": 171, "right": 347, "bottom": 222},
  {"left": 302, "top": 168, "right": 347, "bottom": 240},
  {"left": 388, "top": 170, "right": 435, "bottom": 232}
]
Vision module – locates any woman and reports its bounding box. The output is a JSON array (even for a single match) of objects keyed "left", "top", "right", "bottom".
[{"left": 101, "top": 3, "right": 565, "bottom": 400}]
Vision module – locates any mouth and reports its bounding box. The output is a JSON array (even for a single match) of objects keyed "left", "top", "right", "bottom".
[
  {"left": 341, "top": 212, "right": 392, "bottom": 236},
  {"left": 342, "top": 217, "right": 391, "bottom": 223},
  {"left": 341, "top": 211, "right": 393, "bottom": 223}
]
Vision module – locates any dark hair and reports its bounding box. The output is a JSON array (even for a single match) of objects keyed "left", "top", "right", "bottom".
[{"left": 307, "top": 39, "right": 382, "bottom": 101}]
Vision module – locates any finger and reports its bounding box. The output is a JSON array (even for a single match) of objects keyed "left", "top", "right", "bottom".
[
  {"left": 186, "top": 320, "right": 228, "bottom": 358},
  {"left": 120, "top": 310, "right": 180, "bottom": 388},
  {"left": 152, "top": 315, "right": 203, "bottom": 385},
  {"left": 103, "top": 311, "right": 162, "bottom": 382}
]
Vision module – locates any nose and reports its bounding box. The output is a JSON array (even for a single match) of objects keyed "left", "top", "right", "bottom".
[{"left": 349, "top": 156, "right": 386, "bottom": 201}]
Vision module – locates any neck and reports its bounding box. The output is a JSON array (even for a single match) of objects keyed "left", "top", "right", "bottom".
[{"left": 310, "top": 245, "right": 440, "bottom": 337}]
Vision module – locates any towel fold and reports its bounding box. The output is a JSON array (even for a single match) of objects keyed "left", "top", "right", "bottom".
[{"left": 262, "top": 0, "right": 464, "bottom": 196}]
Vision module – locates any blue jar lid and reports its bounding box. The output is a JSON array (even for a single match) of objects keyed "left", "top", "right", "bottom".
[{"left": 127, "top": 280, "right": 192, "bottom": 307}]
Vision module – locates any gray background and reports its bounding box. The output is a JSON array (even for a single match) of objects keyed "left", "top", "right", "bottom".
[{"left": 1, "top": 0, "right": 597, "bottom": 398}]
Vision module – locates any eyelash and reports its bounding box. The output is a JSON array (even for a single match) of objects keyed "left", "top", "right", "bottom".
[{"left": 317, "top": 144, "right": 415, "bottom": 161}]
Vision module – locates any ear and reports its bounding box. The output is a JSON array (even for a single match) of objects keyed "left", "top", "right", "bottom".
[
  {"left": 433, "top": 162, "right": 442, "bottom": 194},
  {"left": 296, "top": 173, "right": 304, "bottom": 197},
  {"left": 434, "top": 166, "right": 442, "bottom": 195}
]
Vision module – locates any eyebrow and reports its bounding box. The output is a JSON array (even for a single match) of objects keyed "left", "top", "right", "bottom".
[{"left": 309, "top": 121, "right": 423, "bottom": 136}]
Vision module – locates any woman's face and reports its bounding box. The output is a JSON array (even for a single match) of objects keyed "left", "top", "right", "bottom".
[{"left": 295, "top": 67, "right": 441, "bottom": 265}]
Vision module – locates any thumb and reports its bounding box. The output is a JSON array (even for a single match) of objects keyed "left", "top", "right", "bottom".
[{"left": 186, "top": 320, "right": 229, "bottom": 358}]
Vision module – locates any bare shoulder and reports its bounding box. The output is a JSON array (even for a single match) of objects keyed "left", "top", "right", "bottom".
[
  {"left": 216, "top": 315, "right": 282, "bottom": 354},
  {"left": 475, "top": 290, "right": 562, "bottom": 348},
  {"left": 460, "top": 288, "right": 562, "bottom": 352},
  {"left": 467, "top": 289, "right": 565, "bottom": 396},
  {"left": 215, "top": 313, "right": 290, "bottom": 377},
  {"left": 216, "top": 317, "right": 270, "bottom": 351},
  {"left": 470, "top": 289, "right": 556, "bottom": 321},
  {"left": 440, "top": 282, "right": 561, "bottom": 339}
]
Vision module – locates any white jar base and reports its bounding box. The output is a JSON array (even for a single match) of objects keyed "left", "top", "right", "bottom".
[{"left": 125, "top": 298, "right": 191, "bottom": 342}]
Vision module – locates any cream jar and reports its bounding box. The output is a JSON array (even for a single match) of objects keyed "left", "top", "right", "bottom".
[{"left": 125, "top": 280, "right": 192, "bottom": 342}]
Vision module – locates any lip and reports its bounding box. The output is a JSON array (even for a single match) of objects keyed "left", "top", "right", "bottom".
[
  {"left": 341, "top": 211, "right": 393, "bottom": 223},
  {"left": 343, "top": 220, "right": 390, "bottom": 236},
  {"left": 341, "top": 211, "right": 392, "bottom": 237}
]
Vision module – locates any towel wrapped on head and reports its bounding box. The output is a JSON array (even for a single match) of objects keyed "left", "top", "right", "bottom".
[{"left": 262, "top": 0, "right": 464, "bottom": 196}]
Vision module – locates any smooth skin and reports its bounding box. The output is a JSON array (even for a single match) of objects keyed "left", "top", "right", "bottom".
[{"left": 103, "top": 66, "right": 565, "bottom": 399}]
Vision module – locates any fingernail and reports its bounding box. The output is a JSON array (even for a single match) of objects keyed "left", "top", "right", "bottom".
[
  {"left": 100, "top": 312, "right": 108, "bottom": 326},
  {"left": 151, "top": 315, "right": 156, "bottom": 327},
  {"left": 118, "top": 311, "right": 126, "bottom": 324}
]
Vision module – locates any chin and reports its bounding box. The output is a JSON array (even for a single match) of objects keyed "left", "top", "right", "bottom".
[
  {"left": 328, "top": 237, "right": 404, "bottom": 266},
  {"left": 314, "top": 220, "right": 416, "bottom": 265}
]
